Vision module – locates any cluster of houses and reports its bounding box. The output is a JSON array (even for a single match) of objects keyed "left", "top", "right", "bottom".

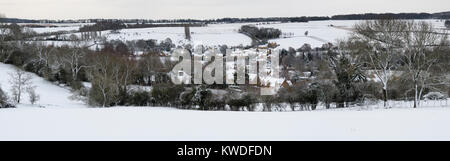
[{"left": 169, "top": 47, "right": 295, "bottom": 95}]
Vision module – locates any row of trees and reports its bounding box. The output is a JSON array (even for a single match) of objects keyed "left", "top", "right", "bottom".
[
  {"left": 79, "top": 21, "right": 206, "bottom": 33},
  {"left": 0, "top": 86, "right": 13, "bottom": 108},
  {"left": 331, "top": 13, "right": 434, "bottom": 20},
  {"left": 239, "top": 25, "right": 282, "bottom": 40}
]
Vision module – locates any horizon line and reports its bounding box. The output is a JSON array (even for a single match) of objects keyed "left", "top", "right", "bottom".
[{"left": 2, "top": 10, "right": 449, "bottom": 21}]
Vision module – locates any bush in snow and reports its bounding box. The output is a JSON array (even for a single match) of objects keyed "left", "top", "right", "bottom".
[
  {"left": 261, "top": 95, "right": 278, "bottom": 112},
  {"left": 0, "top": 86, "right": 14, "bottom": 108},
  {"left": 227, "top": 94, "right": 256, "bottom": 111},
  {"left": 279, "top": 82, "right": 320, "bottom": 111},
  {"left": 0, "top": 87, "right": 8, "bottom": 107},
  {"left": 191, "top": 86, "right": 213, "bottom": 110},
  {"left": 128, "top": 90, "right": 151, "bottom": 106},
  {"left": 150, "top": 83, "right": 184, "bottom": 107},
  {"left": 180, "top": 86, "right": 227, "bottom": 110}
]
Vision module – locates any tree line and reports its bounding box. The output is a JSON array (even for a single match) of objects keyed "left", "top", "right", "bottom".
[
  {"left": 79, "top": 21, "right": 206, "bottom": 33},
  {"left": 3, "top": 11, "right": 450, "bottom": 24},
  {"left": 239, "top": 25, "right": 282, "bottom": 46}
]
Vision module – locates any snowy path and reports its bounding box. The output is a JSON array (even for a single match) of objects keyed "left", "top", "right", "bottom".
[{"left": 1, "top": 107, "right": 450, "bottom": 141}]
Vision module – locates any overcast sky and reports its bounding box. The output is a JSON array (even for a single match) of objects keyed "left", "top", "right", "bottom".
[{"left": 1, "top": 0, "right": 449, "bottom": 20}]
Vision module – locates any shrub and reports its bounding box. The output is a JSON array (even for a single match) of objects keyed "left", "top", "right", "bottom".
[
  {"left": 190, "top": 86, "right": 213, "bottom": 110},
  {"left": 389, "top": 76, "right": 413, "bottom": 100},
  {"left": 357, "top": 81, "right": 383, "bottom": 100},
  {"left": 239, "top": 25, "right": 281, "bottom": 40},
  {"left": 52, "top": 67, "right": 70, "bottom": 84},
  {"left": 261, "top": 95, "right": 278, "bottom": 112},
  {"left": 128, "top": 90, "right": 151, "bottom": 106},
  {"left": 227, "top": 94, "right": 256, "bottom": 111},
  {"left": 180, "top": 89, "right": 195, "bottom": 108},
  {"left": 69, "top": 80, "right": 84, "bottom": 91},
  {"left": 303, "top": 83, "right": 320, "bottom": 110},
  {"left": 0, "top": 86, "right": 14, "bottom": 108},
  {"left": 317, "top": 81, "right": 337, "bottom": 109},
  {"left": 206, "top": 97, "right": 226, "bottom": 111},
  {"left": 151, "top": 84, "right": 184, "bottom": 106},
  {"left": 27, "top": 87, "right": 40, "bottom": 105},
  {"left": 423, "top": 92, "right": 446, "bottom": 100},
  {"left": 7, "top": 50, "right": 29, "bottom": 66},
  {"left": 180, "top": 86, "right": 225, "bottom": 110}
]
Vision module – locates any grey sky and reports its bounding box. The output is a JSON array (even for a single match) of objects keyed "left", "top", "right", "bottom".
[{"left": 1, "top": 0, "right": 449, "bottom": 20}]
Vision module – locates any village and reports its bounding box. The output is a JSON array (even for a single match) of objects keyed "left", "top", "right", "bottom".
[{"left": 1, "top": 9, "right": 450, "bottom": 142}]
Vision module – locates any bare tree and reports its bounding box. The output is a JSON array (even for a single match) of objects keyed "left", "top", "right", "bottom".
[
  {"left": 61, "top": 46, "right": 89, "bottom": 81},
  {"left": 87, "top": 53, "right": 120, "bottom": 107},
  {"left": 27, "top": 86, "right": 40, "bottom": 105},
  {"left": 34, "top": 42, "right": 55, "bottom": 68},
  {"left": 9, "top": 68, "right": 33, "bottom": 104},
  {"left": 139, "top": 52, "right": 166, "bottom": 85},
  {"left": 352, "top": 19, "right": 406, "bottom": 108},
  {"left": 349, "top": 20, "right": 448, "bottom": 108},
  {"left": 113, "top": 57, "right": 137, "bottom": 104},
  {"left": 400, "top": 21, "right": 448, "bottom": 108}
]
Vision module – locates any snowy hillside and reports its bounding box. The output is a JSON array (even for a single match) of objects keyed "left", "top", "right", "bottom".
[
  {"left": 25, "top": 19, "right": 447, "bottom": 49},
  {"left": 1, "top": 62, "right": 450, "bottom": 141},
  {"left": 0, "top": 63, "right": 86, "bottom": 108},
  {"left": 104, "top": 23, "right": 253, "bottom": 47},
  {"left": 22, "top": 23, "right": 91, "bottom": 34},
  {"left": 260, "top": 20, "right": 354, "bottom": 48}
]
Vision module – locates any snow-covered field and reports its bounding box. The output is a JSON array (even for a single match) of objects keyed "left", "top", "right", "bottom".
[
  {"left": 30, "top": 26, "right": 80, "bottom": 34},
  {"left": 259, "top": 20, "right": 354, "bottom": 48},
  {"left": 104, "top": 23, "right": 253, "bottom": 47},
  {"left": 22, "top": 23, "right": 90, "bottom": 34},
  {"left": 86, "top": 21, "right": 353, "bottom": 48},
  {"left": 25, "top": 19, "right": 448, "bottom": 49},
  {"left": 260, "top": 19, "right": 448, "bottom": 49},
  {"left": 1, "top": 53, "right": 450, "bottom": 141}
]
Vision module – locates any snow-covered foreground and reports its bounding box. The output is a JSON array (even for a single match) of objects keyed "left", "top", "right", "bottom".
[
  {"left": 1, "top": 107, "right": 450, "bottom": 141},
  {"left": 1, "top": 62, "right": 450, "bottom": 141}
]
